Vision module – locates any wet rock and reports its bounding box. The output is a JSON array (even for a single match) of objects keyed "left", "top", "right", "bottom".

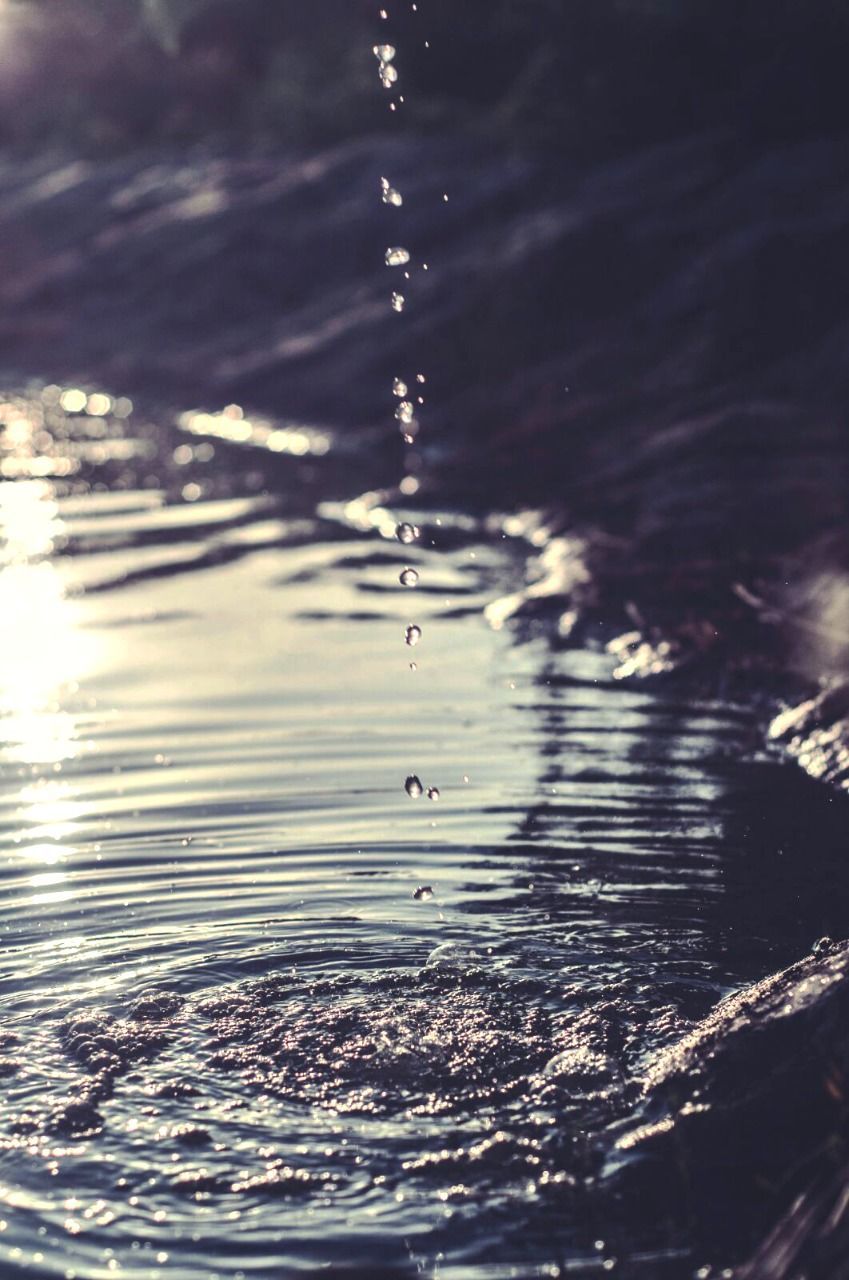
[
  {"left": 614, "top": 942, "right": 849, "bottom": 1251},
  {"left": 738, "top": 1157, "right": 849, "bottom": 1280},
  {"left": 769, "top": 682, "right": 849, "bottom": 791}
]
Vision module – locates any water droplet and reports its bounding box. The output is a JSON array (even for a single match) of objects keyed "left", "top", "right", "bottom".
[
  {"left": 379, "top": 8, "right": 388, "bottom": 18},
  {"left": 380, "top": 177, "right": 403, "bottom": 207},
  {"left": 385, "top": 247, "right": 410, "bottom": 267},
  {"left": 395, "top": 400, "right": 414, "bottom": 424},
  {"left": 396, "top": 522, "right": 419, "bottom": 544},
  {"left": 427, "top": 786, "right": 440, "bottom": 801},
  {"left": 399, "top": 567, "right": 419, "bottom": 587},
  {"left": 813, "top": 936, "right": 834, "bottom": 956},
  {"left": 373, "top": 43, "right": 396, "bottom": 61},
  {"left": 416, "top": 373, "right": 426, "bottom": 383},
  {"left": 391, "top": 292, "right": 405, "bottom": 312},
  {"left": 393, "top": 378, "right": 408, "bottom": 397},
  {"left": 405, "top": 624, "right": 421, "bottom": 646},
  {"left": 379, "top": 63, "right": 398, "bottom": 88},
  {"left": 405, "top": 775, "right": 423, "bottom": 798},
  {"left": 409, "top": 661, "right": 417, "bottom": 671},
  {"left": 413, "top": 885, "right": 433, "bottom": 901}
]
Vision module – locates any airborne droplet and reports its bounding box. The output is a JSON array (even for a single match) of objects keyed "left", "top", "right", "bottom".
[
  {"left": 391, "top": 292, "right": 405, "bottom": 312},
  {"left": 373, "top": 43, "right": 396, "bottom": 61},
  {"left": 405, "top": 624, "right": 422, "bottom": 646},
  {"left": 427, "top": 786, "right": 440, "bottom": 801},
  {"left": 413, "top": 885, "right": 433, "bottom": 901},
  {"left": 381, "top": 177, "right": 403, "bottom": 207},
  {"left": 393, "top": 378, "right": 408, "bottom": 397},
  {"left": 399, "top": 567, "right": 419, "bottom": 587},
  {"left": 385, "top": 247, "right": 410, "bottom": 267},
  {"left": 396, "top": 522, "right": 419, "bottom": 544},
  {"left": 405, "top": 775, "right": 423, "bottom": 798}
]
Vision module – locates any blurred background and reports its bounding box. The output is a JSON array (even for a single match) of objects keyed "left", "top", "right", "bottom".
[{"left": 2, "top": 0, "right": 849, "bottom": 658}]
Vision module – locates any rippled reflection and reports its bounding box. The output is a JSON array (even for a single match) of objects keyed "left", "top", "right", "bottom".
[{"left": 0, "top": 480, "right": 98, "bottom": 916}]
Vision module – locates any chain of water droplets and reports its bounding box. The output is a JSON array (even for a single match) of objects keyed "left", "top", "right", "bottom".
[{"left": 375, "top": 7, "right": 441, "bottom": 814}]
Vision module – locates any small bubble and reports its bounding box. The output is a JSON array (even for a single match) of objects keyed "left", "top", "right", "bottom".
[
  {"left": 399, "top": 567, "right": 419, "bottom": 587},
  {"left": 391, "top": 292, "right": 405, "bottom": 312},
  {"left": 413, "top": 885, "right": 433, "bottom": 901},
  {"left": 427, "top": 786, "right": 440, "bottom": 801},
  {"left": 393, "top": 378, "right": 408, "bottom": 397},
  {"left": 396, "top": 522, "right": 419, "bottom": 544},
  {"left": 405, "top": 775, "right": 423, "bottom": 798},
  {"left": 385, "top": 247, "right": 410, "bottom": 267},
  {"left": 405, "top": 624, "right": 421, "bottom": 646}
]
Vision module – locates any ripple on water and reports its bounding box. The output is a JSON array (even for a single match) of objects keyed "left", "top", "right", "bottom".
[{"left": 3, "top": 386, "right": 849, "bottom": 1275}]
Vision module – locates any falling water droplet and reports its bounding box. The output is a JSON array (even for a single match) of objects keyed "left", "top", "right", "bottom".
[
  {"left": 405, "top": 624, "right": 422, "bottom": 646},
  {"left": 427, "top": 786, "right": 440, "bottom": 801},
  {"left": 416, "top": 373, "right": 426, "bottom": 383},
  {"left": 385, "top": 247, "right": 410, "bottom": 267},
  {"left": 405, "top": 775, "right": 423, "bottom": 798},
  {"left": 393, "top": 378, "right": 408, "bottom": 397},
  {"left": 373, "top": 43, "right": 396, "bottom": 61},
  {"left": 399, "top": 567, "right": 419, "bottom": 587},
  {"left": 391, "top": 292, "right": 405, "bottom": 312},
  {"left": 380, "top": 64, "right": 398, "bottom": 88},
  {"left": 413, "top": 885, "right": 433, "bottom": 901},
  {"left": 395, "top": 400, "right": 414, "bottom": 424},
  {"left": 396, "top": 522, "right": 419, "bottom": 544},
  {"left": 409, "top": 661, "right": 417, "bottom": 671},
  {"left": 380, "top": 177, "right": 403, "bottom": 207}
]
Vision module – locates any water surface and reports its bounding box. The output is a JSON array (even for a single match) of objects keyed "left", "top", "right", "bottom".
[{"left": 1, "top": 388, "right": 847, "bottom": 1279}]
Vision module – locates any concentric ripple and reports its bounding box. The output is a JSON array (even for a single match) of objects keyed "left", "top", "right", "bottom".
[{"left": 1, "top": 388, "right": 848, "bottom": 1278}]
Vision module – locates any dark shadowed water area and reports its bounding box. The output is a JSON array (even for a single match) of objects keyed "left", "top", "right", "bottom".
[{"left": 2, "top": 385, "right": 849, "bottom": 1280}]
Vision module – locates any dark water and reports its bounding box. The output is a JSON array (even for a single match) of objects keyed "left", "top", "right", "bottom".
[{"left": 1, "top": 389, "right": 848, "bottom": 1278}]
